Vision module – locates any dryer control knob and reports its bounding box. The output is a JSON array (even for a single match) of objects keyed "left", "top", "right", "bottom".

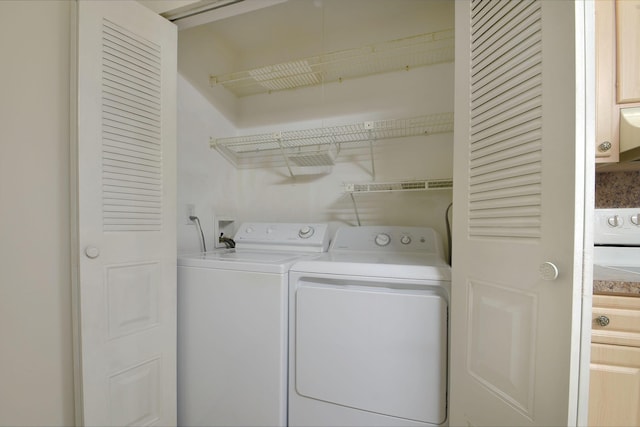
[
  {"left": 631, "top": 214, "right": 640, "bottom": 226},
  {"left": 400, "top": 235, "right": 412, "bottom": 245},
  {"left": 299, "top": 226, "right": 314, "bottom": 238},
  {"left": 375, "top": 233, "right": 391, "bottom": 246}
]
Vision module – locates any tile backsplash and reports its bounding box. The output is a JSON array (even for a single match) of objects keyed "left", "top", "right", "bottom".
[{"left": 595, "top": 171, "right": 640, "bottom": 207}]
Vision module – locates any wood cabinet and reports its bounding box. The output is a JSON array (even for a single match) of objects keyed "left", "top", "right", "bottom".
[
  {"left": 589, "top": 295, "right": 640, "bottom": 426},
  {"left": 595, "top": 0, "right": 640, "bottom": 164},
  {"left": 595, "top": 0, "right": 618, "bottom": 162},
  {"left": 615, "top": 1, "right": 640, "bottom": 104}
]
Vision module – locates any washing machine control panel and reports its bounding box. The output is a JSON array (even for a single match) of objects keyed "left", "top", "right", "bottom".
[
  {"left": 331, "top": 226, "right": 444, "bottom": 257},
  {"left": 235, "top": 222, "right": 330, "bottom": 252}
]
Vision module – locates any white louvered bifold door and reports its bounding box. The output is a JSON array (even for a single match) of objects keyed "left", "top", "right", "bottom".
[
  {"left": 449, "top": 0, "right": 592, "bottom": 426},
  {"left": 72, "top": 2, "right": 177, "bottom": 426}
]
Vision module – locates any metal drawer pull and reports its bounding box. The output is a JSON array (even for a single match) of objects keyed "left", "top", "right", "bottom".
[
  {"left": 598, "top": 141, "right": 612, "bottom": 152},
  {"left": 595, "top": 315, "right": 610, "bottom": 327}
]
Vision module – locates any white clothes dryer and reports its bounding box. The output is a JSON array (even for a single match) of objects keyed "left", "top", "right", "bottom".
[
  {"left": 288, "top": 226, "right": 451, "bottom": 427},
  {"left": 177, "top": 222, "right": 330, "bottom": 427}
]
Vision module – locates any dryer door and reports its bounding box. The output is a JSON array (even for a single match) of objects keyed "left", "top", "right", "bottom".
[{"left": 292, "top": 276, "right": 448, "bottom": 425}]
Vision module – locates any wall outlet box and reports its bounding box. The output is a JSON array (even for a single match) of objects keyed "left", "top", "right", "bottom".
[
  {"left": 214, "top": 216, "right": 236, "bottom": 248},
  {"left": 186, "top": 204, "right": 195, "bottom": 225}
]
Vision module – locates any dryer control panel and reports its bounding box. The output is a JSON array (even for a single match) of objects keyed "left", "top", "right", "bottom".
[
  {"left": 330, "top": 226, "right": 444, "bottom": 258},
  {"left": 234, "top": 222, "right": 331, "bottom": 252}
]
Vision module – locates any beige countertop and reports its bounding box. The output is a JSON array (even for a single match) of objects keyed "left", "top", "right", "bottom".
[{"left": 593, "top": 264, "right": 640, "bottom": 297}]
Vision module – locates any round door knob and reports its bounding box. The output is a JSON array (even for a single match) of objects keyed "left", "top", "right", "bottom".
[
  {"left": 539, "top": 262, "right": 559, "bottom": 281},
  {"left": 595, "top": 315, "right": 610, "bottom": 327},
  {"left": 598, "top": 141, "right": 612, "bottom": 152},
  {"left": 85, "top": 246, "right": 100, "bottom": 259}
]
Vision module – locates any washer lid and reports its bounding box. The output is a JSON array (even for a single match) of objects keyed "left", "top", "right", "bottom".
[{"left": 178, "top": 249, "right": 322, "bottom": 273}]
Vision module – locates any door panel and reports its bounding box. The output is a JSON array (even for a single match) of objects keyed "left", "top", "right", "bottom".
[
  {"left": 467, "top": 280, "right": 537, "bottom": 415},
  {"left": 450, "top": 1, "right": 591, "bottom": 425},
  {"left": 72, "top": 2, "right": 177, "bottom": 425},
  {"left": 106, "top": 262, "right": 160, "bottom": 339}
]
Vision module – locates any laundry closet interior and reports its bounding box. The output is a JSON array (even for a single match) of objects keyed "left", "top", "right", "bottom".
[{"left": 175, "top": 0, "right": 455, "bottom": 253}]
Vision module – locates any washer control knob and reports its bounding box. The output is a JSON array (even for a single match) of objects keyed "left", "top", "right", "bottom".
[
  {"left": 631, "top": 214, "right": 640, "bottom": 226},
  {"left": 400, "top": 235, "right": 412, "bottom": 245},
  {"left": 375, "top": 233, "right": 391, "bottom": 246},
  {"left": 298, "top": 226, "right": 314, "bottom": 239},
  {"left": 607, "top": 215, "right": 622, "bottom": 227},
  {"left": 245, "top": 226, "right": 254, "bottom": 233}
]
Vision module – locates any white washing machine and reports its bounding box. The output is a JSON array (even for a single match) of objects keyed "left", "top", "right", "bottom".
[
  {"left": 177, "top": 222, "right": 330, "bottom": 427},
  {"left": 288, "top": 226, "right": 451, "bottom": 427}
]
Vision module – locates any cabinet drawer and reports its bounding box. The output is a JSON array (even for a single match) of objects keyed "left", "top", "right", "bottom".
[
  {"left": 589, "top": 343, "right": 640, "bottom": 427},
  {"left": 592, "top": 295, "right": 640, "bottom": 347}
]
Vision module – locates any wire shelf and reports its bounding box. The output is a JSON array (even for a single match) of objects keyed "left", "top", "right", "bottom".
[
  {"left": 210, "top": 29, "right": 454, "bottom": 97},
  {"left": 210, "top": 112, "right": 454, "bottom": 173},
  {"left": 344, "top": 179, "right": 453, "bottom": 193}
]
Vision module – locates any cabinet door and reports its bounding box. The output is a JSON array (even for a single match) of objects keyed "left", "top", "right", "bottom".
[
  {"left": 616, "top": 0, "right": 640, "bottom": 104},
  {"left": 595, "top": 0, "right": 619, "bottom": 162},
  {"left": 589, "top": 343, "right": 640, "bottom": 427}
]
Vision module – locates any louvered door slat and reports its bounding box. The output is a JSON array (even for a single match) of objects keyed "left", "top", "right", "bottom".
[
  {"left": 468, "top": 0, "right": 542, "bottom": 239},
  {"left": 103, "top": 24, "right": 161, "bottom": 70},
  {"left": 103, "top": 86, "right": 160, "bottom": 115},
  {"left": 102, "top": 61, "right": 160, "bottom": 98},
  {"left": 470, "top": 132, "right": 540, "bottom": 161},
  {"left": 101, "top": 19, "right": 162, "bottom": 232},
  {"left": 472, "top": 93, "right": 541, "bottom": 138},
  {"left": 471, "top": 0, "right": 511, "bottom": 36},
  {"left": 469, "top": 118, "right": 540, "bottom": 152},
  {"left": 103, "top": 98, "right": 159, "bottom": 124},
  {"left": 472, "top": 42, "right": 541, "bottom": 99},
  {"left": 472, "top": 2, "right": 535, "bottom": 58},
  {"left": 103, "top": 139, "right": 162, "bottom": 158},
  {"left": 104, "top": 128, "right": 160, "bottom": 148},
  {"left": 102, "top": 43, "right": 160, "bottom": 81},
  {"left": 471, "top": 63, "right": 541, "bottom": 118}
]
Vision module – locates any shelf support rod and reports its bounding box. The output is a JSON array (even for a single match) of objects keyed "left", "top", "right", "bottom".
[
  {"left": 350, "top": 192, "right": 362, "bottom": 226},
  {"left": 274, "top": 132, "right": 295, "bottom": 178},
  {"left": 365, "top": 122, "right": 376, "bottom": 180}
]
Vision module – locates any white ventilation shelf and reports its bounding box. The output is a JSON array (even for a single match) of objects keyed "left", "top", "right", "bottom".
[
  {"left": 210, "top": 113, "right": 454, "bottom": 174},
  {"left": 344, "top": 179, "right": 453, "bottom": 194},
  {"left": 210, "top": 29, "right": 454, "bottom": 97}
]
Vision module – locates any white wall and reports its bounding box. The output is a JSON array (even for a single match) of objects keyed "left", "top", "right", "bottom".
[
  {"left": 0, "top": 1, "right": 74, "bottom": 425},
  {"left": 177, "top": 74, "right": 239, "bottom": 254}
]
